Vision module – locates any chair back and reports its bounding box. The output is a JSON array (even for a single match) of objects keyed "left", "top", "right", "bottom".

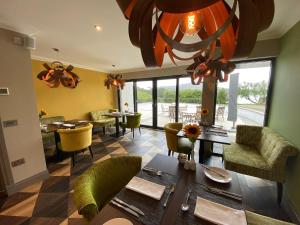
[
  {"left": 126, "top": 113, "right": 141, "bottom": 128},
  {"left": 164, "top": 123, "right": 183, "bottom": 152},
  {"left": 90, "top": 110, "right": 111, "bottom": 121},
  {"left": 58, "top": 123, "right": 93, "bottom": 152},
  {"left": 73, "top": 156, "right": 142, "bottom": 221}
]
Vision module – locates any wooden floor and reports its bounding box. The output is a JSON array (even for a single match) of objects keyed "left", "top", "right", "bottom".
[{"left": 0, "top": 128, "right": 292, "bottom": 224}]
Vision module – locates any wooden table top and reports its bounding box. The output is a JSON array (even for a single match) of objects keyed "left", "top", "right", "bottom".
[
  {"left": 177, "top": 127, "right": 231, "bottom": 145},
  {"left": 41, "top": 120, "right": 90, "bottom": 133},
  {"left": 90, "top": 154, "right": 242, "bottom": 225}
]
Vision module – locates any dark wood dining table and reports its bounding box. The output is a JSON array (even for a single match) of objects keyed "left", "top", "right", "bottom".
[
  {"left": 177, "top": 126, "right": 231, "bottom": 163},
  {"left": 90, "top": 154, "right": 243, "bottom": 225}
]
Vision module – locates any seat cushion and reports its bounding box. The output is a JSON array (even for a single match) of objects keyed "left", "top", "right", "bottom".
[
  {"left": 177, "top": 138, "right": 193, "bottom": 155},
  {"left": 224, "top": 143, "right": 274, "bottom": 181},
  {"left": 93, "top": 118, "right": 115, "bottom": 126},
  {"left": 245, "top": 211, "right": 295, "bottom": 225}
]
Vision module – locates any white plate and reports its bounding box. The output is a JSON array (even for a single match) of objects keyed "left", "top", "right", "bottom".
[
  {"left": 63, "top": 123, "right": 75, "bottom": 127},
  {"left": 204, "top": 167, "right": 232, "bottom": 183},
  {"left": 103, "top": 218, "right": 133, "bottom": 225}
]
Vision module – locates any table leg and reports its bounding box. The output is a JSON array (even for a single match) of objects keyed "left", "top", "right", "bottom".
[
  {"left": 115, "top": 117, "right": 120, "bottom": 137},
  {"left": 199, "top": 140, "right": 205, "bottom": 163}
]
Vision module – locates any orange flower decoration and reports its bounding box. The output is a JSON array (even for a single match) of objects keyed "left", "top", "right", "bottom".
[
  {"left": 201, "top": 108, "right": 209, "bottom": 116},
  {"left": 183, "top": 124, "right": 201, "bottom": 143}
]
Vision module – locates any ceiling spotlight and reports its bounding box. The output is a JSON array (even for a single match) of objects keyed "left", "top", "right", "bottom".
[{"left": 94, "top": 25, "right": 102, "bottom": 31}]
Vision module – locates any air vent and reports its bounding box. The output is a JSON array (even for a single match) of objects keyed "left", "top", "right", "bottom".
[{"left": 0, "top": 88, "right": 9, "bottom": 96}]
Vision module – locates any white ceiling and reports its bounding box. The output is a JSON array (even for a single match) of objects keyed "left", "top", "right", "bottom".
[{"left": 0, "top": 0, "right": 300, "bottom": 73}]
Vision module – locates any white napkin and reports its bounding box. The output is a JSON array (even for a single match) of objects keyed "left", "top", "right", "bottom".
[
  {"left": 126, "top": 176, "right": 166, "bottom": 200},
  {"left": 194, "top": 197, "right": 247, "bottom": 225}
]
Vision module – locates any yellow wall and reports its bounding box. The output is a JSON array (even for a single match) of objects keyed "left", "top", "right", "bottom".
[{"left": 32, "top": 59, "right": 116, "bottom": 120}]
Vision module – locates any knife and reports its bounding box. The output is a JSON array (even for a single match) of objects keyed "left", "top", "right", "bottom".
[
  {"left": 163, "top": 184, "right": 176, "bottom": 207},
  {"left": 110, "top": 200, "right": 140, "bottom": 218},
  {"left": 114, "top": 197, "right": 145, "bottom": 216}
]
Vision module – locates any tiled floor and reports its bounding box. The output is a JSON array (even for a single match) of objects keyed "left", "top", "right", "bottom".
[{"left": 0, "top": 128, "right": 292, "bottom": 224}]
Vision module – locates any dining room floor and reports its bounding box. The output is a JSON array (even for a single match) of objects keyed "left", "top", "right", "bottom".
[{"left": 0, "top": 128, "right": 293, "bottom": 225}]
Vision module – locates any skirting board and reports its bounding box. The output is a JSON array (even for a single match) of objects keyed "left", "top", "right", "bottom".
[
  {"left": 282, "top": 192, "right": 300, "bottom": 224},
  {"left": 6, "top": 170, "right": 49, "bottom": 195}
]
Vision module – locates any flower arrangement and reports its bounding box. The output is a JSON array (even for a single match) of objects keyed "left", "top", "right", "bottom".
[
  {"left": 124, "top": 102, "right": 129, "bottom": 107},
  {"left": 124, "top": 102, "right": 129, "bottom": 112},
  {"left": 183, "top": 123, "right": 201, "bottom": 171},
  {"left": 39, "top": 109, "right": 47, "bottom": 118},
  {"left": 201, "top": 107, "right": 209, "bottom": 116},
  {"left": 183, "top": 124, "right": 201, "bottom": 143}
]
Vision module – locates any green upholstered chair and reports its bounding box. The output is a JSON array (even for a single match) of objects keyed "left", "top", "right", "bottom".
[
  {"left": 164, "top": 123, "right": 193, "bottom": 159},
  {"left": 224, "top": 125, "right": 298, "bottom": 204},
  {"left": 120, "top": 113, "right": 142, "bottom": 139},
  {"left": 245, "top": 210, "right": 296, "bottom": 225},
  {"left": 40, "top": 116, "right": 65, "bottom": 157},
  {"left": 73, "top": 156, "right": 142, "bottom": 221},
  {"left": 89, "top": 109, "right": 116, "bottom": 134}
]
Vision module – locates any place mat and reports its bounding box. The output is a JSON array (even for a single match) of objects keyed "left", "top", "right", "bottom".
[
  {"left": 116, "top": 170, "right": 179, "bottom": 225},
  {"left": 175, "top": 181, "right": 243, "bottom": 225},
  {"left": 194, "top": 197, "right": 247, "bottom": 225},
  {"left": 126, "top": 176, "right": 166, "bottom": 200}
]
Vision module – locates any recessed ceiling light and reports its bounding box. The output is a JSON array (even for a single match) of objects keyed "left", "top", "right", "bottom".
[{"left": 94, "top": 25, "right": 102, "bottom": 31}]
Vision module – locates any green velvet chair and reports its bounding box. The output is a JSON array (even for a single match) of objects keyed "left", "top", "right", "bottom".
[
  {"left": 164, "top": 123, "right": 193, "bottom": 159},
  {"left": 89, "top": 109, "right": 116, "bottom": 134},
  {"left": 120, "top": 113, "right": 142, "bottom": 139},
  {"left": 224, "top": 125, "right": 298, "bottom": 204},
  {"left": 73, "top": 156, "right": 142, "bottom": 221},
  {"left": 245, "top": 210, "right": 296, "bottom": 225}
]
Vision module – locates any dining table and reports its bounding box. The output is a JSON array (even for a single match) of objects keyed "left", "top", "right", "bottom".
[
  {"left": 103, "top": 112, "right": 134, "bottom": 138},
  {"left": 90, "top": 154, "right": 243, "bottom": 225},
  {"left": 41, "top": 119, "right": 90, "bottom": 161},
  {"left": 177, "top": 126, "right": 231, "bottom": 163}
]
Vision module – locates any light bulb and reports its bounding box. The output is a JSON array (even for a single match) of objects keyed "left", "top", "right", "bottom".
[{"left": 180, "top": 11, "right": 201, "bottom": 36}]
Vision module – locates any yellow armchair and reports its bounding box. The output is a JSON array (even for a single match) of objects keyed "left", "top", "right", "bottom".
[
  {"left": 164, "top": 123, "right": 193, "bottom": 158},
  {"left": 58, "top": 123, "right": 93, "bottom": 166}
]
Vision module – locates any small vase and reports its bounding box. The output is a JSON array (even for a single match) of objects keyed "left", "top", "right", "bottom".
[{"left": 189, "top": 142, "right": 196, "bottom": 171}]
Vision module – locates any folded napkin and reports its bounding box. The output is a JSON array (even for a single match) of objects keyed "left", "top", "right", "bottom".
[
  {"left": 194, "top": 197, "right": 247, "bottom": 225},
  {"left": 126, "top": 176, "right": 166, "bottom": 200}
]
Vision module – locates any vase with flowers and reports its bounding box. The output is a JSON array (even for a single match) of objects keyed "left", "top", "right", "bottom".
[
  {"left": 200, "top": 107, "right": 210, "bottom": 128},
  {"left": 183, "top": 123, "right": 201, "bottom": 171},
  {"left": 124, "top": 102, "right": 129, "bottom": 113}
]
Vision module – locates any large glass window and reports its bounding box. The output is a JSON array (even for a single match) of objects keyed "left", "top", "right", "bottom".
[
  {"left": 179, "top": 77, "right": 203, "bottom": 124},
  {"left": 137, "top": 81, "right": 153, "bottom": 126},
  {"left": 157, "top": 79, "right": 177, "bottom": 127},
  {"left": 215, "top": 60, "right": 272, "bottom": 135}
]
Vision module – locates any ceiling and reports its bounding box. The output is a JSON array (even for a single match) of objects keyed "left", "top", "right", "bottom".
[{"left": 0, "top": 0, "right": 300, "bottom": 73}]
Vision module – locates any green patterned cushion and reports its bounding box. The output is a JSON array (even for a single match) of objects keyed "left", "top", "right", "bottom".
[
  {"left": 90, "top": 110, "right": 115, "bottom": 126},
  {"left": 245, "top": 211, "right": 296, "bottom": 225},
  {"left": 236, "top": 125, "right": 262, "bottom": 148},
  {"left": 40, "top": 116, "right": 65, "bottom": 125},
  {"left": 73, "top": 156, "right": 142, "bottom": 221},
  {"left": 224, "top": 143, "right": 273, "bottom": 181}
]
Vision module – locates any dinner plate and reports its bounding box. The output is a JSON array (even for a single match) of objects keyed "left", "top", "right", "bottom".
[
  {"left": 103, "top": 218, "right": 133, "bottom": 225},
  {"left": 63, "top": 123, "right": 75, "bottom": 127},
  {"left": 52, "top": 121, "right": 63, "bottom": 125},
  {"left": 204, "top": 167, "right": 232, "bottom": 183}
]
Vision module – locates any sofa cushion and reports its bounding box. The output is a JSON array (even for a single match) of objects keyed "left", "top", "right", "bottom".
[
  {"left": 40, "top": 116, "right": 65, "bottom": 125},
  {"left": 224, "top": 143, "right": 274, "bottom": 181},
  {"left": 90, "top": 110, "right": 109, "bottom": 121}
]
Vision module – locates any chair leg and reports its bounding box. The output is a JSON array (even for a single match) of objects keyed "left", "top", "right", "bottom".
[
  {"left": 71, "top": 153, "right": 75, "bottom": 167},
  {"left": 132, "top": 128, "right": 135, "bottom": 139},
  {"left": 168, "top": 149, "right": 171, "bottom": 156},
  {"left": 102, "top": 126, "right": 106, "bottom": 135},
  {"left": 139, "top": 127, "right": 141, "bottom": 135},
  {"left": 188, "top": 154, "right": 191, "bottom": 160},
  {"left": 88, "top": 146, "right": 93, "bottom": 159},
  {"left": 277, "top": 182, "right": 283, "bottom": 204}
]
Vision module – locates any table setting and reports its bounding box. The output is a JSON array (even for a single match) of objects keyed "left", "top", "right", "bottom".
[{"left": 91, "top": 154, "right": 245, "bottom": 225}]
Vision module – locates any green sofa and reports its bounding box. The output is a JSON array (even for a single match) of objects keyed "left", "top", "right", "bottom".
[
  {"left": 224, "top": 125, "right": 298, "bottom": 203},
  {"left": 73, "top": 156, "right": 142, "bottom": 221},
  {"left": 89, "top": 109, "right": 117, "bottom": 134},
  {"left": 40, "top": 116, "right": 65, "bottom": 157}
]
